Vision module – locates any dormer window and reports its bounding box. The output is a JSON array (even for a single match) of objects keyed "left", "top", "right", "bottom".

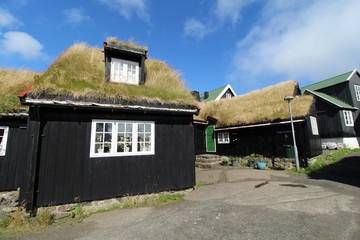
[
  {"left": 104, "top": 40, "right": 147, "bottom": 86},
  {"left": 111, "top": 58, "right": 139, "bottom": 84}
]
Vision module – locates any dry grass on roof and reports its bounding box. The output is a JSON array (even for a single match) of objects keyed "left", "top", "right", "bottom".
[
  {"left": 31, "top": 43, "right": 195, "bottom": 106},
  {"left": 198, "top": 81, "right": 314, "bottom": 126},
  {"left": 106, "top": 37, "right": 148, "bottom": 51},
  {"left": 0, "top": 68, "right": 41, "bottom": 113}
]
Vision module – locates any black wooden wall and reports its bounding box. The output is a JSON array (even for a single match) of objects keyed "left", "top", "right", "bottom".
[
  {"left": 194, "top": 123, "right": 206, "bottom": 155},
  {"left": 0, "top": 116, "right": 28, "bottom": 191},
  {"left": 315, "top": 97, "right": 356, "bottom": 138},
  {"left": 21, "top": 106, "right": 195, "bottom": 207},
  {"left": 215, "top": 119, "right": 322, "bottom": 161}
]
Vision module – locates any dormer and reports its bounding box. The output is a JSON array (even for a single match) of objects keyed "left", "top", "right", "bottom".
[{"left": 103, "top": 40, "right": 148, "bottom": 85}]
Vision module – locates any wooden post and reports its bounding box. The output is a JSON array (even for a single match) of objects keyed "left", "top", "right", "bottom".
[{"left": 25, "top": 106, "right": 42, "bottom": 215}]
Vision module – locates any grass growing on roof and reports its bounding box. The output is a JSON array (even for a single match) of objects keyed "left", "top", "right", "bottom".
[
  {"left": 0, "top": 68, "right": 41, "bottom": 113},
  {"left": 106, "top": 36, "right": 147, "bottom": 51},
  {"left": 31, "top": 43, "right": 195, "bottom": 106},
  {"left": 198, "top": 81, "right": 314, "bottom": 126}
]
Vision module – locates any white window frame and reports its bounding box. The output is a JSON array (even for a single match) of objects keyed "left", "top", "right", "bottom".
[
  {"left": 217, "top": 132, "right": 230, "bottom": 144},
  {"left": 354, "top": 85, "right": 360, "bottom": 101},
  {"left": 0, "top": 127, "right": 9, "bottom": 156},
  {"left": 225, "top": 92, "right": 232, "bottom": 98},
  {"left": 90, "top": 120, "right": 155, "bottom": 157},
  {"left": 343, "top": 111, "right": 354, "bottom": 127},
  {"left": 110, "top": 58, "right": 139, "bottom": 85},
  {"left": 310, "top": 116, "right": 319, "bottom": 135}
]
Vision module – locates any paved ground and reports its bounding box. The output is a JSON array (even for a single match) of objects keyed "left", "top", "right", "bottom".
[{"left": 15, "top": 153, "right": 360, "bottom": 240}]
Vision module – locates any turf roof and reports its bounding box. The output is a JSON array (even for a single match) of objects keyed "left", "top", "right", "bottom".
[
  {"left": 197, "top": 81, "right": 314, "bottom": 127},
  {"left": 0, "top": 68, "right": 40, "bottom": 113},
  {"left": 29, "top": 43, "right": 195, "bottom": 107}
]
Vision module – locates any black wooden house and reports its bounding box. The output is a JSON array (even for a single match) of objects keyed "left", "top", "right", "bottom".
[
  {"left": 18, "top": 40, "right": 198, "bottom": 212},
  {"left": 301, "top": 69, "right": 360, "bottom": 149},
  {"left": 196, "top": 81, "right": 322, "bottom": 161}
]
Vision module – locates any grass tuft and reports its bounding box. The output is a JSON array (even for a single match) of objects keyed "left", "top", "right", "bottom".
[{"left": 106, "top": 36, "right": 147, "bottom": 51}]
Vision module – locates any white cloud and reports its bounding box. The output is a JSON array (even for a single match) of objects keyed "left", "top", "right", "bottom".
[
  {"left": 0, "top": 31, "right": 45, "bottom": 59},
  {"left": 64, "top": 8, "right": 90, "bottom": 25},
  {"left": 98, "top": 0, "right": 149, "bottom": 22},
  {"left": 183, "top": 0, "right": 254, "bottom": 39},
  {"left": 183, "top": 18, "right": 211, "bottom": 39},
  {"left": 214, "top": 0, "right": 255, "bottom": 25},
  {"left": 0, "top": 7, "right": 22, "bottom": 29},
  {"left": 228, "top": 0, "right": 360, "bottom": 87}
]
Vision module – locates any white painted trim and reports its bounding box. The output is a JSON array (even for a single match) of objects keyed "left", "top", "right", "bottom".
[
  {"left": 23, "top": 98, "right": 198, "bottom": 114},
  {"left": 90, "top": 120, "right": 155, "bottom": 158},
  {"left": 346, "top": 69, "right": 359, "bottom": 81},
  {"left": 214, "top": 119, "right": 305, "bottom": 131},
  {"left": 215, "top": 84, "right": 237, "bottom": 100},
  {"left": 0, "top": 126, "right": 9, "bottom": 156}
]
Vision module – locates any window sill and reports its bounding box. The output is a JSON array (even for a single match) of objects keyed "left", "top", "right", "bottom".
[{"left": 90, "top": 151, "right": 155, "bottom": 158}]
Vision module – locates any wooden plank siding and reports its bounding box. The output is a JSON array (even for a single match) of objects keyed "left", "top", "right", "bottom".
[
  {"left": 21, "top": 107, "right": 195, "bottom": 207},
  {"left": 215, "top": 119, "right": 321, "bottom": 161},
  {"left": 0, "top": 117, "right": 28, "bottom": 191},
  {"left": 315, "top": 96, "right": 357, "bottom": 138}
]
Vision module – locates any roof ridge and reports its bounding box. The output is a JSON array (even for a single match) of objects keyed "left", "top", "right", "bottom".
[{"left": 302, "top": 71, "right": 352, "bottom": 89}]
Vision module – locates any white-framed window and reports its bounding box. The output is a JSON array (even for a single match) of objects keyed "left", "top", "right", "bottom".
[
  {"left": 354, "top": 85, "right": 360, "bottom": 101},
  {"left": 0, "top": 127, "right": 9, "bottom": 156},
  {"left": 343, "top": 111, "right": 354, "bottom": 126},
  {"left": 110, "top": 58, "right": 139, "bottom": 85},
  {"left": 217, "top": 132, "right": 230, "bottom": 144},
  {"left": 225, "top": 92, "right": 232, "bottom": 98},
  {"left": 90, "top": 120, "right": 155, "bottom": 157},
  {"left": 310, "top": 116, "right": 319, "bottom": 135}
]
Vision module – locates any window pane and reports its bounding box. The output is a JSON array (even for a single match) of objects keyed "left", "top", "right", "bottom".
[
  {"left": 117, "top": 143, "right": 125, "bottom": 152},
  {"left": 105, "top": 123, "right": 112, "bottom": 132},
  {"left": 125, "top": 133, "right": 132, "bottom": 142},
  {"left": 104, "top": 133, "right": 112, "bottom": 142},
  {"left": 118, "top": 123, "right": 125, "bottom": 132},
  {"left": 96, "top": 123, "right": 103, "bottom": 132},
  {"left": 126, "top": 124, "right": 132, "bottom": 132},
  {"left": 117, "top": 133, "right": 125, "bottom": 142},
  {"left": 126, "top": 143, "right": 132, "bottom": 152},
  {"left": 95, "top": 133, "right": 103, "bottom": 142},
  {"left": 138, "top": 123, "right": 144, "bottom": 132},
  {"left": 104, "top": 143, "right": 111, "bottom": 153},
  {"left": 145, "top": 133, "right": 151, "bottom": 141},
  {"left": 145, "top": 123, "right": 151, "bottom": 132},
  {"left": 138, "top": 133, "right": 145, "bottom": 142},
  {"left": 95, "top": 144, "right": 104, "bottom": 153}
]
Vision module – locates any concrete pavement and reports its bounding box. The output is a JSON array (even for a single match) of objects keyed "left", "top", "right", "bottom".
[{"left": 15, "top": 161, "right": 360, "bottom": 240}]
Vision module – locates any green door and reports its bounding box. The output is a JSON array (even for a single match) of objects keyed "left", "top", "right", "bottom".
[{"left": 206, "top": 125, "right": 216, "bottom": 152}]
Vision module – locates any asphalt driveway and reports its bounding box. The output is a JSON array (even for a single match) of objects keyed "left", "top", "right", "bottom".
[{"left": 17, "top": 154, "right": 360, "bottom": 240}]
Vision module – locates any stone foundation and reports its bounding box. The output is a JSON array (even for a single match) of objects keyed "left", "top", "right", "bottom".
[{"left": 0, "top": 190, "right": 19, "bottom": 220}]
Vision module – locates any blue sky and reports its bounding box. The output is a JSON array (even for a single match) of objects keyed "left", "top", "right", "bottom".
[{"left": 1, "top": 0, "right": 360, "bottom": 95}]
